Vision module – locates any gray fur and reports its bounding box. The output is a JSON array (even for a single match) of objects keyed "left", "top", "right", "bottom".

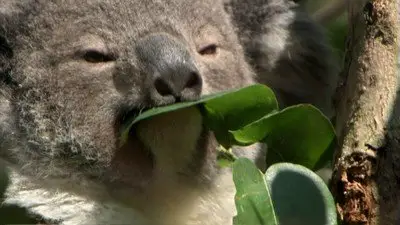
[
  {"left": 225, "top": 0, "right": 339, "bottom": 118},
  {"left": 0, "top": 0, "right": 338, "bottom": 224}
]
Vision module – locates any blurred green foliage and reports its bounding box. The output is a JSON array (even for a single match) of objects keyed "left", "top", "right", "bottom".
[{"left": 326, "top": 14, "right": 348, "bottom": 61}]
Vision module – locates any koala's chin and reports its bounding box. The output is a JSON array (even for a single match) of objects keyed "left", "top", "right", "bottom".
[
  {"left": 109, "top": 104, "right": 212, "bottom": 188},
  {"left": 108, "top": 106, "right": 227, "bottom": 224},
  {"left": 135, "top": 106, "right": 203, "bottom": 175}
]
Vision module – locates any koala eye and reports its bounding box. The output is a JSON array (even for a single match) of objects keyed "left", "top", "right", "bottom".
[
  {"left": 198, "top": 44, "right": 218, "bottom": 56},
  {"left": 82, "top": 50, "right": 115, "bottom": 63}
]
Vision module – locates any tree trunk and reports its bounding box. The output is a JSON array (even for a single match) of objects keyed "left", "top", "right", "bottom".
[{"left": 331, "top": 0, "right": 399, "bottom": 225}]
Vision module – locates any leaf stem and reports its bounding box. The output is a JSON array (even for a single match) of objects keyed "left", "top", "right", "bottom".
[{"left": 217, "top": 145, "right": 238, "bottom": 168}]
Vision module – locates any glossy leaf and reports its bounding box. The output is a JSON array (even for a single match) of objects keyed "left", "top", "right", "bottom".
[
  {"left": 264, "top": 163, "right": 337, "bottom": 225},
  {"left": 230, "top": 105, "right": 336, "bottom": 170},
  {"left": 232, "top": 160, "right": 337, "bottom": 225},
  {"left": 201, "top": 85, "right": 278, "bottom": 147},
  {"left": 232, "top": 158, "right": 277, "bottom": 225},
  {"left": 120, "top": 84, "right": 278, "bottom": 146}
]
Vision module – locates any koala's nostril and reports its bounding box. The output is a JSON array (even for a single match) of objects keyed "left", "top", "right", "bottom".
[
  {"left": 153, "top": 70, "right": 202, "bottom": 100},
  {"left": 154, "top": 77, "right": 173, "bottom": 96},
  {"left": 185, "top": 72, "right": 201, "bottom": 89},
  {"left": 137, "top": 33, "right": 203, "bottom": 103}
]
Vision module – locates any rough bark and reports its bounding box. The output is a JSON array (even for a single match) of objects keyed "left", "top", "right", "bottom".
[{"left": 331, "top": 0, "right": 399, "bottom": 225}]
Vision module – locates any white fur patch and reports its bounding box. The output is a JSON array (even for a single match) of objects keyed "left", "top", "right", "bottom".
[
  {"left": 1, "top": 104, "right": 263, "bottom": 225},
  {"left": 2, "top": 163, "right": 239, "bottom": 225},
  {"left": 3, "top": 166, "right": 148, "bottom": 225},
  {"left": 260, "top": 9, "right": 295, "bottom": 70}
]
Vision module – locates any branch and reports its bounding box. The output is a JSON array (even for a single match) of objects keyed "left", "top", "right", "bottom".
[{"left": 332, "top": 0, "right": 398, "bottom": 224}]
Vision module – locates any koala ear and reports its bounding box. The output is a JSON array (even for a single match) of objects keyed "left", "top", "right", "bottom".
[{"left": 0, "top": 1, "right": 23, "bottom": 87}]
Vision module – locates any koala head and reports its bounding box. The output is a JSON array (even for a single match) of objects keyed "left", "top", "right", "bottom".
[{"left": 0, "top": 0, "right": 262, "bottom": 224}]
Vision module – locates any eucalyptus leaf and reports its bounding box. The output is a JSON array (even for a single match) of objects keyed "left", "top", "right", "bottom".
[
  {"left": 232, "top": 158, "right": 278, "bottom": 225},
  {"left": 201, "top": 85, "right": 278, "bottom": 147},
  {"left": 264, "top": 163, "right": 337, "bottom": 225},
  {"left": 230, "top": 105, "right": 336, "bottom": 170},
  {"left": 232, "top": 159, "right": 337, "bottom": 225},
  {"left": 120, "top": 84, "right": 278, "bottom": 146}
]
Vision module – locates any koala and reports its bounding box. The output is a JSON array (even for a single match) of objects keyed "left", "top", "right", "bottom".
[
  {"left": 0, "top": 0, "right": 338, "bottom": 225},
  {"left": 225, "top": 0, "right": 338, "bottom": 118}
]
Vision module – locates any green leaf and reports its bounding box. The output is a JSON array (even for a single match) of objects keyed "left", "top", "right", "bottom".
[
  {"left": 230, "top": 104, "right": 336, "bottom": 170},
  {"left": 232, "top": 159, "right": 337, "bottom": 225},
  {"left": 265, "top": 163, "right": 337, "bottom": 225},
  {"left": 202, "top": 85, "right": 278, "bottom": 146},
  {"left": 232, "top": 158, "right": 278, "bottom": 225},
  {"left": 120, "top": 84, "right": 278, "bottom": 146}
]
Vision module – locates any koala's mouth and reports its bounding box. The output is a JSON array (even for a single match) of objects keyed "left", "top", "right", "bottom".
[
  {"left": 116, "top": 106, "right": 204, "bottom": 166},
  {"left": 111, "top": 108, "right": 155, "bottom": 186},
  {"left": 115, "top": 105, "right": 204, "bottom": 177}
]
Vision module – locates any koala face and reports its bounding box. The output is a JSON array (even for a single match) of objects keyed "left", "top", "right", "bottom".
[{"left": 1, "top": 0, "right": 260, "bottom": 223}]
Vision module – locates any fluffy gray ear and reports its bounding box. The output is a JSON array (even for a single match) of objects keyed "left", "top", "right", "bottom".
[
  {"left": 225, "top": 0, "right": 339, "bottom": 118},
  {"left": 0, "top": 1, "right": 14, "bottom": 84},
  {"left": 0, "top": 1, "right": 27, "bottom": 87},
  {"left": 0, "top": 38, "right": 14, "bottom": 157},
  {"left": 0, "top": 1, "right": 20, "bottom": 152}
]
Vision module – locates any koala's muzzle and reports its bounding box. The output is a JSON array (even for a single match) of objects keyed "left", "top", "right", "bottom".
[{"left": 136, "top": 33, "right": 202, "bottom": 104}]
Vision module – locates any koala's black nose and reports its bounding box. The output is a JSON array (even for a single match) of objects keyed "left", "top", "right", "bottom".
[{"left": 136, "top": 34, "right": 202, "bottom": 103}]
